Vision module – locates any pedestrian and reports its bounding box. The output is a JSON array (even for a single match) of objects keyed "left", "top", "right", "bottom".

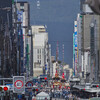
[
  {"left": 50, "top": 96, "right": 52, "bottom": 100},
  {"left": 45, "top": 97, "right": 48, "bottom": 100}
]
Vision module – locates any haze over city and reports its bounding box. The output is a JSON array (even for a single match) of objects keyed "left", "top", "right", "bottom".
[
  {"left": 1, "top": 0, "right": 100, "bottom": 99},
  {"left": 19, "top": 0, "right": 80, "bottom": 67}
]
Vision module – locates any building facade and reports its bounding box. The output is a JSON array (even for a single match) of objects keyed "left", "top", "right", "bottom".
[
  {"left": 73, "top": 1, "right": 100, "bottom": 83},
  {"left": 14, "top": 1, "right": 31, "bottom": 77},
  {"left": 63, "top": 64, "right": 73, "bottom": 81},
  {"left": 32, "top": 25, "right": 51, "bottom": 77},
  {"left": 0, "top": 0, "right": 13, "bottom": 78}
]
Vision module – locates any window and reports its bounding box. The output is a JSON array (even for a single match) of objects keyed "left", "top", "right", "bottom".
[
  {"left": 40, "top": 55, "right": 41, "bottom": 59},
  {"left": 37, "top": 49, "right": 39, "bottom": 54},
  {"left": 40, "top": 49, "right": 41, "bottom": 54},
  {"left": 40, "top": 60, "right": 41, "bottom": 64},
  {"left": 20, "top": 6, "right": 24, "bottom": 10},
  {"left": 37, "top": 60, "right": 39, "bottom": 63},
  {"left": 37, "top": 55, "right": 39, "bottom": 59}
]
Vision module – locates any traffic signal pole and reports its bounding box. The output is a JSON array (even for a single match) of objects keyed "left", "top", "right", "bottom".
[{"left": 0, "top": 78, "right": 13, "bottom": 100}]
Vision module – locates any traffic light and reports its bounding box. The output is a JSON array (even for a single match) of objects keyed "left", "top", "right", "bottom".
[
  {"left": 36, "top": 89, "right": 38, "bottom": 91},
  {"left": 32, "top": 88, "right": 36, "bottom": 92},
  {"left": 41, "top": 85, "right": 43, "bottom": 87},
  {"left": 32, "top": 88, "right": 38, "bottom": 92},
  {"left": 44, "top": 77, "right": 47, "bottom": 80},
  {"left": 4, "top": 87, "right": 8, "bottom": 91},
  {"left": 0, "top": 85, "right": 9, "bottom": 92},
  {"left": 96, "top": 85, "right": 99, "bottom": 87}
]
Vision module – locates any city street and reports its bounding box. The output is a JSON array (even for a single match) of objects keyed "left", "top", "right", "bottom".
[
  {"left": 1, "top": 0, "right": 100, "bottom": 100},
  {"left": 52, "top": 98, "right": 65, "bottom": 100}
]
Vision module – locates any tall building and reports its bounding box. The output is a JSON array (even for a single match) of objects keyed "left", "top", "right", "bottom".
[
  {"left": 32, "top": 25, "right": 51, "bottom": 77},
  {"left": 0, "top": 0, "right": 12, "bottom": 78},
  {"left": 63, "top": 64, "right": 73, "bottom": 81},
  {"left": 52, "top": 62, "right": 60, "bottom": 77},
  {"left": 14, "top": 1, "right": 31, "bottom": 76},
  {"left": 50, "top": 56, "right": 55, "bottom": 77},
  {"left": 73, "top": 21, "right": 78, "bottom": 76},
  {"left": 82, "top": 15, "right": 100, "bottom": 82},
  {"left": 16, "top": 1, "right": 30, "bottom": 27},
  {"left": 80, "top": 0, "right": 93, "bottom": 14},
  {"left": 77, "top": 14, "right": 82, "bottom": 77},
  {"left": 0, "top": 0, "right": 12, "bottom": 28},
  {"left": 74, "top": 1, "right": 100, "bottom": 82}
]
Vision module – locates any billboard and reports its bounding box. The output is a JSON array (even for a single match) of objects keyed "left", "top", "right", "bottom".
[
  {"left": 73, "top": 33, "right": 75, "bottom": 76},
  {"left": 17, "top": 10, "right": 24, "bottom": 75},
  {"left": 74, "top": 32, "right": 77, "bottom": 48},
  {"left": 74, "top": 31, "right": 78, "bottom": 75},
  {"left": 17, "top": 10, "right": 23, "bottom": 26}
]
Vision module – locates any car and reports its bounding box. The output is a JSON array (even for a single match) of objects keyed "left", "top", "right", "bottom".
[{"left": 85, "top": 83, "right": 91, "bottom": 89}]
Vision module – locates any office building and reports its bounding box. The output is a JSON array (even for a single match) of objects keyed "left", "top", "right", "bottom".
[
  {"left": 32, "top": 25, "right": 51, "bottom": 77},
  {"left": 14, "top": 1, "right": 31, "bottom": 76},
  {"left": 0, "top": 0, "right": 12, "bottom": 78}
]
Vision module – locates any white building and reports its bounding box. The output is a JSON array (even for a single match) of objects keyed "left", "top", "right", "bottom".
[
  {"left": 84, "top": 47, "right": 90, "bottom": 82},
  {"left": 52, "top": 61, "right": 60, "bottom": 78},
  {"left": 52, "top": 62, "right": 57, "bottom": 77},
  {"left": 32, "top": 25, "right": 51, "bottom": 77},
  {"left": 63, "top": 65, "right": 73, "bottom": 81}
]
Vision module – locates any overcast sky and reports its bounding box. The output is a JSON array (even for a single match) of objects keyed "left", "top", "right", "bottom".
[{"left": 19, "top": 0, "right": 80, "bottom": 67}]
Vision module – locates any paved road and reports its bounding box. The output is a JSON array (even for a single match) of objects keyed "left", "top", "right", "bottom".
[
  {"left": 52, "top": 97, "right": 75, "bottom": 100},
  {"left": 52, "top": 98, "right": 65, "bottom": 100}
]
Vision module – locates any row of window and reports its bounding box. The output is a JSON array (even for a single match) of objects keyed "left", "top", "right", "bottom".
[
  {"left": 37, "top": 60, "right": 41, "bottom": 64},
  {"left": 37, "top": 49, "right": 41, "bottom": 54},
  {"left": 37, "top": 49, "right": 42, "bottom": 64},
  {"left": 37, "top": 55, "right": 41, "bottom": 59}
]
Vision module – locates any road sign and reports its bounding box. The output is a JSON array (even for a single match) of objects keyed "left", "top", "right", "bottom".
[
  {"left": 6, "top": 84, "right": 13, "bottom": 91},
  {"left": 25, "top": 81, "right": 33, "bottom": 93},
  {"left": 13, "top": 76, "right": 25, "bottom": 94},
  {"left": 25, "top": 81, "right": 33, "bottom": 88},
  {"left": 14, "top": 80, "right": 24, "bottom": 89}
]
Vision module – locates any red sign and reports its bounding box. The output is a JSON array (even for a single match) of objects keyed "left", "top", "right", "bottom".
[
  {"left": 25, "top": 81, "right": 33, "bottom": 88},
  {"left": 14, "top": 80, "right": 24, "bottom": 89}
]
